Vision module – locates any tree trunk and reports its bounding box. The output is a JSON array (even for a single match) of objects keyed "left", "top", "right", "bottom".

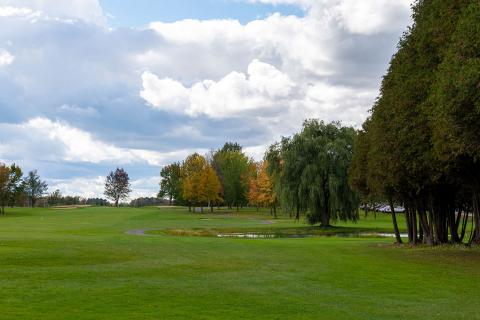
[
  {"left": 115, "top": 198, "right": 119, "bottom": 207},
  {"left": 210, "top": 205, "right": 214, "bottom": 213},
  {"left": 273, "top": 204, "right": 277, "bottom": 219},
  {"left": 472, "top": 192, "right": 480, "bottom": 244},
  {"left": 169, "top": 195, "right": 172, "bottom": 206},
  {"left": 389, "top": 199, "right": 402, "bottom": 244}
]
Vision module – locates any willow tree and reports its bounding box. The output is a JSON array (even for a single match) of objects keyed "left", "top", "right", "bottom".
[{"left": 270, "top": 120, "right": 358, "bottom": 226}]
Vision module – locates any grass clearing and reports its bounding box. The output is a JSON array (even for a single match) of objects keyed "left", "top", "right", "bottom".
[{"left": 0, "top": 206, "right": 479, "bottom": 319}]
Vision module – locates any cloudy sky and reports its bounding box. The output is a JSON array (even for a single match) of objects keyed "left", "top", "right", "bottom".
[{"left": 0, "top": 0, "right": 413, "bottom": 199}]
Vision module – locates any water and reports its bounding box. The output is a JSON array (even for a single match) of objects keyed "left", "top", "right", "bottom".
[{"left": 216, "top": 232, "right": 409, "bottom": 239}]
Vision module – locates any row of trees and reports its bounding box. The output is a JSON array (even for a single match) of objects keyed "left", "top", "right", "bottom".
[
  {"left": 159, "top": 126, "right": 359, "bottom": 228},
  {"left": 159, "top": 143, "right": 278, "bottom": 213},
  {"left": 0, "top": 164, "right": 48, "bottom": 213},
  {"left": 349, "top": 0, "right": 480, "bottom": 245}
]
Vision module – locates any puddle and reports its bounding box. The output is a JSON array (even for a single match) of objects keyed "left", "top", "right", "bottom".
[{"left": 217, "top": 232, "right": 408, "bottom": 239}]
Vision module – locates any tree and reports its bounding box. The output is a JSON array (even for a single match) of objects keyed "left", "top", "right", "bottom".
[
  {"left": 0, "top": 164, "right": 10, "bottom": 214},
  {"left": 23, "top": 170, "right": 48, "bottom": 208},
  {"left": 181, "top": 153, "right": 223, "bottom": 213},
  {"left": 47, "top": 189, "right": 62, "bottom": 207},
  {"left": 158, "top": 162, "right": 182, "bottom": 205},
  {"left": 200, "top": 165, "right": 222, "bottom": 212},
  {"left": 249, "top": 161, "right": 277, "bottom": 216},
  {"left": 7, "top": 164, "right": 24, "bottom": 207},
  {"left": 104, "top": 168, "right": 131, "bottom": 207},
  {"left": 429, "top": 1, "right": 480, "bottom": 243},
  {"left": 181, "top": 153, "right": 207, "bottom": 211},
  {"left": 270, "top": 120, "right": 358, "bottom": 226},
  {"left": 350, "top": 0, "right": 474, "bottom": 245},
  {"left": 212, "top": 144, "right": 251, "bottom": 210}
]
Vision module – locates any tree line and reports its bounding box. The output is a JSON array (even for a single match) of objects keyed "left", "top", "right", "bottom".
[
  {"left": 159, "top": 121, "right": 359, "bottom": 228},
  {"left": 349, "top": 0, "right": 480, "bottom": 245},
  {"left": 0, "top": 164, "right": 48, "bottom": 213}
]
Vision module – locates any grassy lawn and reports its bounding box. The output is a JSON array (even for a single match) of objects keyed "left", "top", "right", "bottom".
[{"left": 0, "top": 206, "right": 479, "bottom": 319}]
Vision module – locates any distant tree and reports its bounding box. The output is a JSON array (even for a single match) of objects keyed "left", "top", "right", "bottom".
[
  {"left": 212, "top": 146, "right": 251, "bottom": 210},
  {"left": 86, "top": 198, "right": 109, "bottom": 206},
  {"left": 256, "top": 161, "right": 277, "bottom": 217},
  {"left": 221, "top": 142, "right": 242, "bottom": 153},
  {"left": 200, "top": 165, "right": 222, "bottom": 212},
  {"left": 7, "top": 164, "right": 24, "bottom": 207},
  {"left": 23, "top": 170, "right": 48, "bottom": 207},
  {"left": 104, "top": 168, "right": 131, "bottom": 207},
  {"left": 158, "top": 162, "right": 182, "bottom": 205},
  {"left": 248, "top": 163, "right": 261, "bottom": 210},
  {"left": 0, "top": 164, "right": 10, "bottom": 214},
  {"left": 130, "top": 197, "right": 168, "bottom": 207},
  {"left": 181, "top": 154, "right": 207, "bottom": 211},
  {"left": 47, "top": 189, "right": 62, "bottom": 206}
]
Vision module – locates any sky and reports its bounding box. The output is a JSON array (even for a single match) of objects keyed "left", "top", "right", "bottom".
[{"left": 0, "top": 0, "right": 413, "bottom": 200}]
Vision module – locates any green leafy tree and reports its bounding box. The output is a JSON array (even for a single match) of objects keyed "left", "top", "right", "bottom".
[
  {"left": 271, "top": 120, "right": 358, "bottom": 226},
  {"left": 158, "top": 162, "right": 182, "bottom": 205},
  {"left": 23, "top": 170, "right": 48, "bottom": 208},
  {"left": 212, "top": 144, "right": 251, "bottom": 210},
  {"left": 104, "top": 168, "right": 131, "bottom": 207},
  {"left": 7, "top": 164, "right": 24, "bottom": 207},
  {"left": 429, "top": 1, "right": 480, "bottom": 243}
]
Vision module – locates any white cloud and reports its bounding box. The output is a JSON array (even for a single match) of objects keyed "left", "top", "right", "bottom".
[
  {"left": 245, "top": 0, "right": 412, "bottom": 34},
  {"left": 0, "top": 118, "right": 206, "bottom": 166},
  {"left": 48, "top": 175, "right": 159, "bottom": 200},
  {"left": 141, "top": 59, "right": 295, "bottom": 118},
  {"left": 0, "top": 49, "right": 14, "bottom": 66},
  {"left": 0, "top": 6, "right": 37, "bottom": 17},
  {"left": 0, "top": 0, "right": 106, "bottom": 25}
]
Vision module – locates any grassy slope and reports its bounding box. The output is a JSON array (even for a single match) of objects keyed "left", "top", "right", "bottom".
[{"left": 0, "top": 207, "right": 479, "bottom": 319}]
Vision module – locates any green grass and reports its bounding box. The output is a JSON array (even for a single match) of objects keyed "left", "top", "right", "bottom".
[{"left": 0, "top": 206, "right": 479, "bottom": 319}]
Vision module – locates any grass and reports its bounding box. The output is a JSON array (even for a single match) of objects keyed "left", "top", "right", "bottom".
[{"left": 0, "top": 206, "right": 479, "bottom": 319}]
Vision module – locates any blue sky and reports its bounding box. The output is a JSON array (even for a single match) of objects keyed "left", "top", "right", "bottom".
[
  {"left": 100, "top": 0, "right": 304, "bottom": 27},
  {"left": 0, "top": 0, "right": 413, "bottom": 200}
]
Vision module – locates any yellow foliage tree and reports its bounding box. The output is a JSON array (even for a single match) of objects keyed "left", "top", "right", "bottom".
[
  {"left": 248, "top": 161, "right": 277, "bottom": 217},
  {"left": 200, "top": 166, "right": 223, "bottom": 212},
  {"left": 248, "top": 162, "right": 261, "bottom": 210},
  {"left": 181, "top": 153, "right": 222, "bottom": 213}
]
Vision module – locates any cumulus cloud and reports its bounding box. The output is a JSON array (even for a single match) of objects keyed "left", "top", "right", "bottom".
[
  {"left": 0, "top": 0, "right": 106, "bottom": 25},
  {"left": 141, "top": 59, "right": 295, "bottom": 118},
  {"left": 0, "top": 117, "right": 206, "bottom": 166}
]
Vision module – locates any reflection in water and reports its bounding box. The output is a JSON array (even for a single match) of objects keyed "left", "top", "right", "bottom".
[{"left": 217, "top": 232, "right": 409, "bottom": 239}]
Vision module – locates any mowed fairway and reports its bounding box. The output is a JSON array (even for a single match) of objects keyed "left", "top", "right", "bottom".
[{"left": 0, "top": 207, "right": 479, "bottom": 319}]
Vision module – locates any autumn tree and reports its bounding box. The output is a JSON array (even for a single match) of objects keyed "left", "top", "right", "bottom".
[
  {"left": 250, "top": 161, "right": 277, "bottom": 217},
  {"left": 104, "top": 168, "right": 131, "bottom": 207},
  {"left": 182, "top": 153, "right": 222, "bottom": 212},
  {"left": 201, "top": 165, "right": 222, "bottom": 212}
]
